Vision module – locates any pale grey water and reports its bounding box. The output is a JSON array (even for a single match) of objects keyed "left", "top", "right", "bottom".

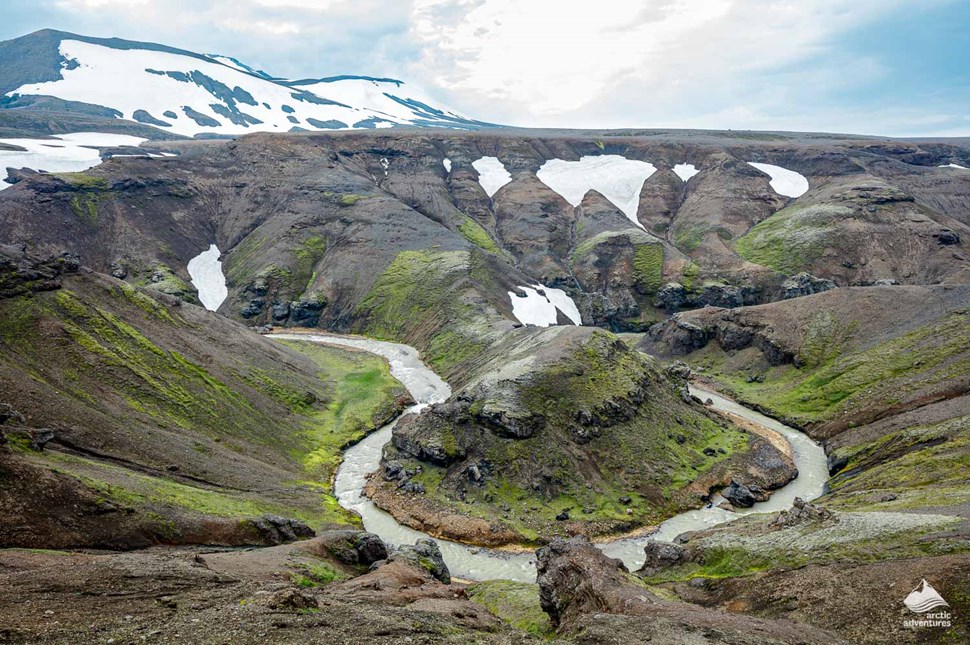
[{"left": 270, "top": 333, "right": 828, "bottom": 582}]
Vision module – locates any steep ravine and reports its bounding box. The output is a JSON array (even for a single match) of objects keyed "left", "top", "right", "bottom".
[{"left": 271, "top": 331, "right": 829, "bottom": 583}]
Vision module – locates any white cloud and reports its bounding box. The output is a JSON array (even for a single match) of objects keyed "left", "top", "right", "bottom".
[
  {"left": 219, "top": 17, "right": 302, "bottom": 35},
  {"left": 34, "top": 0, "right": 968, "bottom": 135},
  {"left": 406, "top": 0, "right": 934, "bottom": 129}
]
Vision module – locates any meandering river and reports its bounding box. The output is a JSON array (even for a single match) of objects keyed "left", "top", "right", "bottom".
[{"left": 270, "top": 332, "right": 828, "bottom": 583}]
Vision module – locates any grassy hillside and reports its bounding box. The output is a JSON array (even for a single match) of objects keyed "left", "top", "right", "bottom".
[{"left": 0, "top": 257, "right": 408, "bottom": 548}]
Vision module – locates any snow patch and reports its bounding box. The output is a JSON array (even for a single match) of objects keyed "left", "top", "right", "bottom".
[
  {"left": 747, "top": 162, "right": 809, "bottom": 198},
  {"left": 0, "top": 132, "right": 146, "bottom": 190},
  {"left": 537, "top": 155, "right": 656, "bottom": 228},
  {"left": 187, "top": 244, "right": 228, "bottom": 311},
  {"left": 940, "top": 163, "right": 969, "bottom": 170},
  {"left": 443, "top": 158, "right": 452, "bottom": 173},
  {"left": 472, "top": 156, "right": 512, "bottom": 198},
  {"left": 508, "top": 284, "right": 582, "bottom": 327},
  {"left": 673, "top": 163, "right": 699, "bottom": 182}
]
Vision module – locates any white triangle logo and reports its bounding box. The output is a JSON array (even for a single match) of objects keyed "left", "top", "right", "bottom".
[{"left": 904, "top": 579, "right": 950, "bottom": 613}]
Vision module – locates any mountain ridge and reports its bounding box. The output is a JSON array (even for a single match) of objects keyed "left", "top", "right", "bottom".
[{"left": 0, "top": 28, "right": 497, "bottom": 137}]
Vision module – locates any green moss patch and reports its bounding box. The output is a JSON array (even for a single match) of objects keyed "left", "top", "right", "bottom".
[
  {"left": 632, "top": 243, "right": 664, "bottom": 293},
  {"left": 734, "top": 204, "right": 849, "bottom": 274},
  {"left": 468, "top": 580, "right": 552, "bottom": 637},
  {"left": 354, "top": 249, "right": 493, "bottom": 378},
  {"left": 697, "top": 314, "right": 970, "bottom": 428},
  {"left": 276, "top": 339, "right": 409, "bottom": 480},
  {"left": 458, "top": 217, "right": 499, "bottom": 253}
]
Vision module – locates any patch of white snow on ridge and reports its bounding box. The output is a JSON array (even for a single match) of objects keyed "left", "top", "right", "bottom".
[
  {"left": 747, "top": 162, "right": 809, "bottom": 198},
  {"left": 472, "top": 156, "right": 512, "bottom": 198},
  {"left": 940, "top": 163, "right": 969, "bottom": 170},
  {"left": 443, "top": 158, "right": 452, "bottom": 173},
  {"left": 508, "top": 284, "right": 582, "bottom": 327},
  {"left": 537, "top": 155, "right": 656, "bottom": 228},
  {"left": 0, "top": 132, "right": 146, "bottom": 190},
  {"left": 187, "top": 244, "right": 228, "bottom": 312},
  {"left": 673, "top": 163, "right": 700, "bottom": 182}
]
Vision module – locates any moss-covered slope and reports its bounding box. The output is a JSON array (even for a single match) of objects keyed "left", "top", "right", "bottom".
[
  {"left": 0, "top": 249, "right": 409, "bottom": 548},
  {"left": 646, "top": 284, "right": 970, "bottom": 517}
]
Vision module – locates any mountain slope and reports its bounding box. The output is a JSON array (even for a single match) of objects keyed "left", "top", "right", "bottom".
[
  {"left": 0, "top": 245, "right": 409, "bottom": 549},
  {"left": 0, "top": 29, "right": 494, "bottom": 137}
]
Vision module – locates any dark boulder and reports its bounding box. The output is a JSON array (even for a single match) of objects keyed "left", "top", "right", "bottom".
[
  {"left": 109, "top": 261, "right": 128, "bottom": 279},
  {"left": 391, "top": 538, "right": 450, "bottom": 583},
  {"left": 934, "top": 228, "right": 960, "bottom": 245},
  {"left": 248, "top": 515, "right": 315, "bottom": 545},
  {"left": 721, "top": 480, "right": 758, "bottom": 508},
  {"left": 638, "top": 540, "right": 685, "bottom": 576},
  {"left": 315, "top": 529, "right": 388, "bottom": 566}
]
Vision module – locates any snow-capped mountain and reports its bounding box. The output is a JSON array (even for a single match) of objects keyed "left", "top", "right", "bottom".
[{"left": 0, "top": 29, "right": 494, "bottom": 137}]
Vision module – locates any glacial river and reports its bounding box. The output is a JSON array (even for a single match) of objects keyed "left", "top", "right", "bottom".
[{"left": 270, "top": 332, "right": 828, "bottom": 583}]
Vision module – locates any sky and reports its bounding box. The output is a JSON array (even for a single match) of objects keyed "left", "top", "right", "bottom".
[{"left": 2, "top": 0, "right": 969, "bottom": 136}]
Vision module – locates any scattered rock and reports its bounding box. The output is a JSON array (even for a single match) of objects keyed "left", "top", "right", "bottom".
[
  {"left": 259, "top": 587, "right": 318, "bottom": 610},
  {"left": 665, "top": 361, "right": 691, "bottom": 381},
  {"left": 109, "top": 261, "right": 128, "bottom": 279},
  {"left": 400, "top": 481, "right": 425, "bottom": 494},
  {"left": 771, "top": 497, "right": 835, "bottom": 528},
  {"left": 383, "top": 460, "right": 406, "bottom": 481},
  {"left": 28, "top": 429, "right": 55, "bottom": 451},
  {"left": 555, "top": 510, "right": 570, "bottom": 521},
  {"left": 934, "top": 228, "right": 960, "bottom": 245}
]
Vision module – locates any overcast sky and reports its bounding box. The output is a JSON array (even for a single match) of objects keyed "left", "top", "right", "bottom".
[{"left": 3, "top": 0, "right": 969, "bottom": 136}]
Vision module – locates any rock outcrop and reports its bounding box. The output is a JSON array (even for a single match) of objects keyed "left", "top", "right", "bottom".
[
  {"left": 535, "top": 536, "right": 841, "bottom": 643},
  {"left": 0, "top": 244, "right": 79, "bottom": 299},
  {"left": 311, "top": 530, "right": 388, "bottom": 566},
  {"left": 780, "top": 272, "right": 836, "bottom": 300},
  {"left": 384, "top": 538, "right": 450, "bottom": 584}
]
